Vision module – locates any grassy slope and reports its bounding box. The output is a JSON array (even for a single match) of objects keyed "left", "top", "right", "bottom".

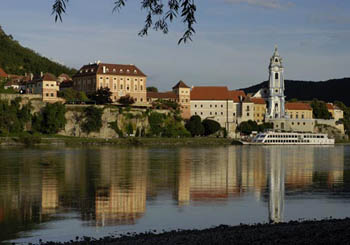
[{"left": 0, "top": 26, "right": 76, "bottom": 76}]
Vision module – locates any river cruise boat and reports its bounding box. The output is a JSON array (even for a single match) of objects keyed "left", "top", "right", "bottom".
[{"left": 249, "top": 132, "right": 335, "bottom": 145}]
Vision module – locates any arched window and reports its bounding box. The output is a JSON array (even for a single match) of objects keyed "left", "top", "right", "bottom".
[{"left": 275, "top": 73, "right": 279, "bottom": 79}]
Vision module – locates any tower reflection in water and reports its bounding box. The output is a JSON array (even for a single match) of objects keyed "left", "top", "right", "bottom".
[{"left": 266, "top": 147, "right": 285, "bottom": 223}]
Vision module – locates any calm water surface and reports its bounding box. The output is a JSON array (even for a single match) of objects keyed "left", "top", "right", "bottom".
[{"left": 1, "top": 145, "right": 350, "bottom": 243}]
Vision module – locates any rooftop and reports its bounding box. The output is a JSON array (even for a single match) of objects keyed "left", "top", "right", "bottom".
[
  {"left": 285, "top": 102, "right": 312, "bottom": 111},
  {"left": 74, "top": 63, "right": 146, "bottom": 77}
]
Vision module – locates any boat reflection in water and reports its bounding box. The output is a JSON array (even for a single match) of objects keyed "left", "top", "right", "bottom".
[{"left": 0, "top": 145, "right": 347, "bottom": 243}]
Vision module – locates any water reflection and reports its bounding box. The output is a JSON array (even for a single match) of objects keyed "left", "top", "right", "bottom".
[{"left": 0, "top": 145, "right": 349, "bottom": 242}]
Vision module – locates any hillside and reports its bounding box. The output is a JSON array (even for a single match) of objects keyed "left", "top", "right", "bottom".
[
  {"left": 242, "top": 78, "right": 350, "bottom": 106},
  {"left": 0, "top": 26, "right": 76, "bottom": 76}
]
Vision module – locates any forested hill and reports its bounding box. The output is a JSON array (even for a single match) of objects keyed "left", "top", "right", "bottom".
[
  {"left": 0, "top": 26, "right": 76, "bottom": 76},
  {"left": 242, "top": 78, "right": 350, "bottom": 106}
]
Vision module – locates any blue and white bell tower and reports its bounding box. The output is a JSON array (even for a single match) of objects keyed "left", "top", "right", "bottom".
[{"left": 266, "top": 46, "right": 286, "bottom": 119}]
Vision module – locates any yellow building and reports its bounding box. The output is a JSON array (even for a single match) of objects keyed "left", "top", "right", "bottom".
[
  {"left": 327, "top": 103, "right": 344, "bottom": 121},
  {"left": 27, "top": 73, "right": 60, "bottom": 102},
  {"left": 73, "top": 62, "right": 147, "bottom": 104},
  {"left": 251, "top": 98, "right": 266, "bottom": 124},
  {"left": 285, "top": 102, "right": 313, "bottom": 119}
]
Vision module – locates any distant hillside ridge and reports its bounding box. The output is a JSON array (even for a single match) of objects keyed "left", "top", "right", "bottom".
[
  {"left": 0, "top": 26, "right": 76, "bottom": 77},
  {"left": 241, "top": 78, "right": 350, "bottom": 106}
]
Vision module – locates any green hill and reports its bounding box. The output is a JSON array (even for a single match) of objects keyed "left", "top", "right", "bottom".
[
  {"left": 242, "top": 78, "right": 350, "bottom": 106},
  {"left": 0, "top": 26, "right": 76, "bottom": 77}
]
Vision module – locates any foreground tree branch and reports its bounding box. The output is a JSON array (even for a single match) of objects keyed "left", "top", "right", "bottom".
[{"left": 52, "top": 0, "right": 197, "bottom": 44}]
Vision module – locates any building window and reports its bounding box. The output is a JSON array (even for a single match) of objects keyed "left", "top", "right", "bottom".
[
  {"left": 140, "top": 85, "right": 143, "bottom": 90},
  {"left": 195, "top": 105, "right": 197, "bottom": 108},
  {"left": 135, "top": 85, "right": 137, "bottom": 90},
  {"left": 210, "top": 105, "right": 212, "bottom": 108},
  {"left": 221, "top": 105, "right": 223, "bottom": 108},
  {"left": 215, "top": 112, "right": 217, "bottom": 115},
  {"left": 195, "top": 112, "right": 197, "bottom": 115},
  {"left": 233, "top": 113, "right": 236, "bottom": 116},
  {"left": 140, "top": 98, "right": 143, "bottom": 102},
  {"left": 247, "top": 113, "right": 250, "bottom": 116},
  {"left": 46, "top": 93, "right": 49, "bottom": 97},
  {"left": 215, "top": 105, "right": 217, "bottom": 108},
  {"left": 127, "top": 86, "right": 129, "bottom": 90},
  {"left": 221, "top": 112, "right": 223, "bottom": 115},
  {"left": 210, "top": 112, "right": 212, "bottom": 115},
  {"left": 201, "top": 104, "right": 203, "bottom": 108},
  {"left": 121, "top": 85, "right": 123, "bottom": 89},
  {"left": 135, "top": 98, "right": 137, "bottom": 102},
  {"left": 302, "top": 114, "right": 304, "bottom": 119},
  {"left": 275, "top": 73, "right": 279, "bottom": 79},
  {"left": 51, "top": 93, "right": 54, "bottom": 97},
  {"left": 200, "top": 112, "right": 203, "bottom": 115}
]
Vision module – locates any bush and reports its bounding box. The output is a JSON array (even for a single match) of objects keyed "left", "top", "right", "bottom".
[
  {"left": 32, "top": 102, "right": 66, "bottom": 134},
  {"left": 118, "top": 95, "right": 135, "bottom": 106},
  {"left": 81, "top": 106, "right": 103, "bottom": 134},
  {"left": 311, "top": 99, "right": 332, "bottom": 119},
  {"left": 237, "top": 120, "right": 258, "bottom": 135},
  {"left": 148, "top": 112, "right": 165, "bottom": 136},
  {"left": 185, "top": 115, "right": 204, "bottom": 137},
  {"left": 109, "top": 120, "right": 123, "bottom": 137},
  {"left": 90, "top": 87, "right": 112, "bottom": 104},
  {"left": 18, "top": 132, "right": 41, "bottom": 146},
  {"left": 202, "top": 119, "right": 221, "bottom": 136}
]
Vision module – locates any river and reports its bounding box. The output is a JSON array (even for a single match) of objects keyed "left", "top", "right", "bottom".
[{"left": 1, "top": 145, "right": 350, "bottom": 243}]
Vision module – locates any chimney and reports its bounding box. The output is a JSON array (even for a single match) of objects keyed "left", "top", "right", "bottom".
[
  {"left": 30, "top": 73, "right": 34, "bottom": 80},
  {"left": 103, "top": 66, "right": 106, "bottom": 74},
  {"left": 40, "top": 71, "right": 43, "bottom": 77}
]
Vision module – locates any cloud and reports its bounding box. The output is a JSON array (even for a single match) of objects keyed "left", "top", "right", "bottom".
[{"left": 224, "top": 0, "right": 294, "bottom": 9}]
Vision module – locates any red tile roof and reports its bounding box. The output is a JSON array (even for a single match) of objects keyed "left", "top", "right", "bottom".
[
  {"left": 251, "top": 98, "right": 266, "bottom": 105},
  {"left": 74, "top": 63, "right": 146, "bottom": 77},
  {"left": 42, "top": 73, "right": 57, "bottom": 81},
  {"left": 0, "top": 67, "right": 8, "bottom": 78},
  {"left": 172, "top": 80, "right": 189, "bottom": 89},
  {"left": 285, "top": 102, "right": 312, "bottom": 111},
  {"left": 228, "top": 90, "right": 246, "bottom": 102},
  {"left": 326, "top": 103, "right": 334, "bottom": 110},
  {"left": 147, "top": 91, "right": 177, "bottom": 99},
  {"left": 190, "top": 86, "right": 230, "bottom": 100},
  {"left": 58, "top": 73, "right": 71, "bottom": 81}
]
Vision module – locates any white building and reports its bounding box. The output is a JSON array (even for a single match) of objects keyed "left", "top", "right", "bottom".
[{"left": 266, "top": 46, "right": 287, "bottom": 119}]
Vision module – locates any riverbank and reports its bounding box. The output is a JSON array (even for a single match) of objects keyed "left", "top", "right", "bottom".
[
  {"left": 36, "top": 218, "right": 350, "bottom": 244},
  {"left": 0, "top": 136, "right": 238, "bottom": 146}
]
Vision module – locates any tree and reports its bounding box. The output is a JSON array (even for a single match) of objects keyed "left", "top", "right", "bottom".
[
  {"left": 52, "top": 0, "right": 197, "bottom": 44},
  {"left": 185, "top": 115, "right": 204, "bottom": 136},
  {"left": 148, "top": 112, "right": 165, "bottom": 136},
  {"left": 202, "top": 119, "right": 221, "bottom": 136},
  {"left": 33, "top": 102, "right": 66, "bottom": 134},
  {"left": 310, "top": 99, "right": 332, "bottom": 119},
  {"left": 118, "top": 95, "right": 135, "bottom": 106},
  {"left": 58, "top": 88, "right": 88, "bottom": 102},
  {"left": 147, "top": 86, "right": 158, "bottom": 92},
  {"left": 237, "top": 120, "right": 258, "bottom": 135},
  {"left": 90, "top": 87, "right": 112, "bottom": 104},
  {"left": 81, "top": 106, "right": 104, "bottom": 134}
]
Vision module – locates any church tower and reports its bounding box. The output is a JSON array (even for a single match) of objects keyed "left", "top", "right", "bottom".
[{"left": 266, "top": 46, "right": 286, "bottom": 119}]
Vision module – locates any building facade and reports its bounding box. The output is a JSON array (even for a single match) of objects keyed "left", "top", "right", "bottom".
[
  {"left": 27, "top": 73, "right": 60, "bottom": 102},
  {"left": 285, "top": 102, "right": 313, "bottom": 119},
  {"left": 251, "top": 98, "right": 267, "bottom": 124},
  {"left": 73, "top": 62, "right": 147, "bottom": 104}
]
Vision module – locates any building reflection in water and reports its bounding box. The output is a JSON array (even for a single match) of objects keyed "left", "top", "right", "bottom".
[
  {"left": 41, "top": 168, "right": 59, "bottom": 215},
  {"left": 94, "top": 148, "right": 147, "bottom": 226}
]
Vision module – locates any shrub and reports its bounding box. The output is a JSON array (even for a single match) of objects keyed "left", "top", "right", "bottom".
[
  {"left": 118, "top": 95, "right": 135, "bottom": 106},
  {"left": 81, "top": 106, "right": 103, "bottom": 134},
  {"left": 202, "top": 119, "right": 221, "bottom": 136},
  {"left": 237, "top": 120, "right": 258, "bottom": 135},
  {"left": 32, "top": 102, "right": 66, "bottom": 134},
  {"left": 19, "top": 132, "right": 41, "bottom": 146},
  {"left": 185, "top": 115, "right": 204, "bottom": 137},
  {"left": 148, "top": 112, "right": 165, "bottom": 136},
  {"left": 90, "top": 87, "right": 112, "bottom": 104},
  {"left": 109, "top": 120, "right": 123, "bottom": 137}
]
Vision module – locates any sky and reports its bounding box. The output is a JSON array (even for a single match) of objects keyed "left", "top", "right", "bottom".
[{"left": 1, "top": 0, "right": 350, "bottom": 91}]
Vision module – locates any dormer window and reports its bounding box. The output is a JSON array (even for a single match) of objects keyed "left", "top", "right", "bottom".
[
  {"left": 91, "top": 69, "right": 94, "bottom": 72},
  {"left": 113, "top": 68, "right": 116, "bottom": 72},
  {"left": 106, "top": 68, "right": 109, "bottom": 72},
  {"left": 134, "top": 70, "right": 137, "bottom": 74},
  {"left": 126, "top": 69, "right": 130, "bottom": 73},
  {"left": 120, "top": 69, "right": 123, "bottom": 73}
]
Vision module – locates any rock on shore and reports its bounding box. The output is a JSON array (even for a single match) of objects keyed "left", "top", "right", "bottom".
[{"left": 39, "top": 218, "right": 350, "bottom": 245}]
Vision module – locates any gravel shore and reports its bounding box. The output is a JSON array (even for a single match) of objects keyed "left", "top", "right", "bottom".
[{"left": 38, "top": 218, "right": 350, "bottom": 245}]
